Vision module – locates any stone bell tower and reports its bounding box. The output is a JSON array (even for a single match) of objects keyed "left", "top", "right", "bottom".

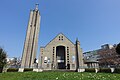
[
  {"left": 76, "top": 38, "right": 84, "bottom": 69},
  {"left": 21, "top": 4, "right": 41, "bottom": 68}
]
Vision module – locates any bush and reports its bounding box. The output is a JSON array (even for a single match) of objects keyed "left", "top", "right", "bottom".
[
  {"left": 0, "top": 47, "right": 7, "bottom": 73},
  {"left": 114, "top": 68, "right": 120, "bottom": 73},
  {"left": 24, "top": 68, "right": 33, "bottom": 72},
  {"left": 85, "top": 68, "right": 95, "bottom": 72},
  {"left": 0, "top": 67, "right": 3, "bottom": 73},
  {"left": 99, "top": 68, "right": 111, "bottom": 73},
  {"left": 7, "top": 68, "right": 18, "bottom": 72}
]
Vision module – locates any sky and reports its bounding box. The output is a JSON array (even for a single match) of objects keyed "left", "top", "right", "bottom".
[{"left": 0, "top": 0, "right": 120, "bottom": 58}]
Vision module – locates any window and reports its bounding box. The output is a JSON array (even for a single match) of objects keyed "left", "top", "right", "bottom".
[
  {"left": 58, "top": 36, "right": 64, "bottom": 40},
  {"left": 53, "top": 47, "right": 55, "bottom": 63},
  {"left": 53, "top": 47, "right": 55, "bottom": 53},
  {"left": 67, "top": 47, "right": 69, "bottom": 53},
  {"left": 67, "top": 61, "right": 69, "bottom": 63},
  {"left": 61, "top": 36, "right": 63, "bottom": 40},
  {"left": 67, "top": 48, "right": 69, "bottom": 63},
  {"left": 67, "top": 51, "right": 69, "bottom": 53},
  {"left": 67, "top": 58, "right": 69, "bottom": 60},
  {"left": 59, "top": 36, "right": 60, "bottom": 40}
]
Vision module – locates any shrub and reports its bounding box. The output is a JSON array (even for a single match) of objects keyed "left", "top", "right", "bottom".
[
  {"left": 0, "top": 66, "right": 3, "bottom": 73},
  {"left": 85, "top": 68, "right": 95, "bottom": 72},
  {"left": 114, "top": 68, "right": 120, "bottom": 73},
  {"left": 0, "top": 47, "right": 7, "bottom": 73},
  {"left": 99, "top": 68, "right": 111, "bottom": 73},
  {"left": 7, "top": 68, "right": 18, "bottom": 72},
  {"left": 24, "top": 68, "right": 33, "bottom": 72}
]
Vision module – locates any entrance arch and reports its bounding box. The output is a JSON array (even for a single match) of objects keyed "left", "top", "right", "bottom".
[{"left": 56, "top": 46, "right": 66, "bottom": 69}]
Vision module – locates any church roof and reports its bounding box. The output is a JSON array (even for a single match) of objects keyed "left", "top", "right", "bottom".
[{"left": 42, "top": 33, "right": 75, "bottom": 48}]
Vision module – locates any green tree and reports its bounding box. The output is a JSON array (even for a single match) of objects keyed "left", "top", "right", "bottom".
[
  {"left": 0, "top": 47, "right": 7, "bottom": 73},
  {"left": 116, "top": 43, "right": 120, "bottom": 55}
]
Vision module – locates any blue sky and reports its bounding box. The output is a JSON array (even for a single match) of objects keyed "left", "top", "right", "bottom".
[{"left": 0, "top": 0, "right": 120, "bottom": 58}]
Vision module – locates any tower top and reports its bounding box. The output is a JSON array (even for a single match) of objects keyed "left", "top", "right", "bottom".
[
  {"left": 76, "top": 38, "right": 80, "bottom": 45},
  {"left": 35, "top": 3, "right": 39, "bottom": 10},
  {"left": 76, "top": 38, "right": 78, "bottom": 42}
]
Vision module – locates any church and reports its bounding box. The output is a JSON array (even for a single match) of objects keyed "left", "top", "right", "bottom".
[
  {"left": 20, "top": 4, "right": 85, "bottom": 72},
  {"left": 38, "top": 33, "right": 84, "bottom": 70}
]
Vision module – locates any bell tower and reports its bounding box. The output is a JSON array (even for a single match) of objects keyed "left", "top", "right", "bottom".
[
  {"left": 21, "top": 4, "right": 41, "bottom": 68},
  {"left": 76, "top": 38, "right": 84, "bottom": 69}
]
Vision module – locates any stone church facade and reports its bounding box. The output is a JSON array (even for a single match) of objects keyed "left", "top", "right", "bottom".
[{"left": 38, "top": 33, "right": 84, "bottom": 70}]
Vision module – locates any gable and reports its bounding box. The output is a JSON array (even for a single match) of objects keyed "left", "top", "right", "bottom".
[{"left": 45, "top": 33, "right": 75, "bottom": 47}]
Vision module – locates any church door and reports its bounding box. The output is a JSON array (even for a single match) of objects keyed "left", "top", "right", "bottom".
[{"left": 56, "top": 46, "right": 66, "bottom": 69}]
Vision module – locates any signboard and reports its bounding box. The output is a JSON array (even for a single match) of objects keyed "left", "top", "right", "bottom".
[
  {"left": 72, "top": 56, "right": 75, "bottom": 63},
  {"left": 44, "top": 57, "right": 47, "bottom": 63}
]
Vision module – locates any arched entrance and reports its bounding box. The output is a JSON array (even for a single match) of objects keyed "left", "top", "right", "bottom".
[{"left": 56, "top": 46, "right": 66, "bottom": 69}]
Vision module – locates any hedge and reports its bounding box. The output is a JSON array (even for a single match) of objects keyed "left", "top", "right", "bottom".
[
  {"left": 114, "top": 68, "right": 120, "bottom": 73},
  {"left": 7, "top": 68, "right": 18, "bottom": 72},
  {"left": 85, "top": 68, "right": 95, "bottom": 72},
  {"left": 24, "top": 68, "right": 33, "bottom": 72},
  {"left": 99, "top": 68, "right": 111, "bottom": 73},
  {"left": 0, "top": 66, "right": 3, "bottom": 73}
]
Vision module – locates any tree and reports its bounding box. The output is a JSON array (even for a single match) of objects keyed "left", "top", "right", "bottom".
[
  {"left": 98, "top": 47, "right": 120, "bottom": 67},
  {"left": 116, "top": 43, "right": 120, "bottom": 55},
  {"left": 0, "top": 47, "right": 7, "bottom": 73}
]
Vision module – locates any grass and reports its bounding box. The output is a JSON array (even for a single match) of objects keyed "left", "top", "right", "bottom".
[{"left": 0, "top": 72, "right": 120, "bottom": 80}]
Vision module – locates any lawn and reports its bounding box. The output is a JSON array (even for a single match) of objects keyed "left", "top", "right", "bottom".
[{"left": 0, "top": 72, "right": 120, "bottom": 80}]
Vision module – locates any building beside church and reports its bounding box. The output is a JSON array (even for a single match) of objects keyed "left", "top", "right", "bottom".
[
  {"left": 38, "top": 33, "right": 84, "bottom": 70},
  {"left": 83, "top": 44, "right": 120, "bottom": 68},
  {"left": 83, "top": 50, "right": 99, "bottom": 68}
]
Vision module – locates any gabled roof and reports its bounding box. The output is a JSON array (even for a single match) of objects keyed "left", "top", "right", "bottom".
[{"left": 42, "top": 33, "right": 75, "bottom": 48}]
